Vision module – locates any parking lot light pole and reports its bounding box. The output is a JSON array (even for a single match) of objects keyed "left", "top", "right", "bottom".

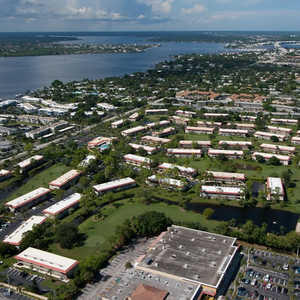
[{"left": 247, "top": 249, "right": 250, "bottom": 268}]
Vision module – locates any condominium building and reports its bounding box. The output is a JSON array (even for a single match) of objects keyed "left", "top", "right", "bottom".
[
  {"left": 266, "top": 177, "right": 284, "bottom": 201},
  {"left": 208, "top": 149, "right": 244, "bottom": 160},
  {"left": 252, "top": 152, "right": 290, "bottom": 165}
]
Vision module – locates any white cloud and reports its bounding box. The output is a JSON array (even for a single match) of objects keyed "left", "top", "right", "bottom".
[
  {"left": 137, "top": 0, "right": 174, "bottom": 14},
  {"left": 181, "top": 4, "right": 206, "bottom": 15}
]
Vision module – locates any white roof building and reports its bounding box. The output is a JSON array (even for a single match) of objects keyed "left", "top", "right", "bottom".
[
  {"left": 97, "top": 103, "right": 116, "bottom": 111},
  {"left": 254, "top": 131, "right": 286, "bottom": 141},
  {"left": 179, "top": 140, "right": 211, "bottom": 147},
  {"left": 167, "top": 148, "right": 202, "bottom": 156},
  {"left": 111, "top": 119, "right": 124, "bottom": 128},
  {"left": 158, "top": 163, "right": 196, "bottom": 176},
  {"left": 141, "top": 136, "right": 171, "bottom": 144},
  {"left": 128, "top": 143, "right": 157, "bottom": 155},
  {"left": 15, "top": 247, "right": 79, "bottom": 276},
  {"left": 176, "top": 110, "right": 196, "bottom": 117},
  {"left": 5, "top": 187, "right": 50, "bottom": 211},
  {"left": 267, "top": 126, "right": 292, "bottom": 135},
  {"left": 206, "top": 171, "right": 245, "bottom": 181},
  {"left": 17, "top": 155, "right": 44, "bottom": 170},
  {"left": 208, "top": 149, "right": 243, "bottom": 157},
  {"left": 270, "top": 118, "right": 298, "bottom": 125},
  {"left": 49, "top": 170, "right": 81, "bottom": 189},
  {"left": 93, "top": 177, "right": 136, "bottom": 194},
  {"left": 266, "top": 177, "right": 284, "bottom": 201},
  {"left": 185, "top": 126, "right": 214, "bottom": 134},
  {"left": 147, "top": 175, "right": 186, "bottom": 189},
  {"left": 219, "top": 141, "right": 252, "bottom": 147},
  {"left": 79, "top": 155, "right": 96, "bottom": 167},
  {"left": 260, "top": 144, "right": 295, "bottom": 154},
  {"left": 3, "top": 216, "right": 46, "bottom": 246},
  {"left": 197, "top": 121, "right": 222, "bottom": 127},
  {"left": 201, "top": 185, "right": 243, "bottom": 197},
  {"left": 204, "top": 113, "right": 228, "bottom": 118},
  {"left": 124, "top": 154, "right": 152, "bottom": 166},
  {"left": 218, "top": 128, "right": 248, "bottom": 136},
  {"left": 43, "top": 193, "right": 81, "bottom": 217},
  {"left": 0, "top": 169, "right": 11, "bottom": 179},
  {"left": 252, "top": 152, "right": 290, "bottom": 165},
  {"left": 121, "top": 126, "right": 146, "bottom": 137}
]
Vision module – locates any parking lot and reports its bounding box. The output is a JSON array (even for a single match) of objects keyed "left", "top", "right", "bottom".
[
  {"left": 0, "top": 267, "right": 45, "bottom": 295},
  {"left": 0, "top": 287, "right": 32, "bottom": 300},
  {"left": 235, "top": 248, "right": 300, "bottom": 300}
]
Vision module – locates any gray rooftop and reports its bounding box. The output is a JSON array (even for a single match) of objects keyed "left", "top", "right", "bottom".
[{"left": 137, "top": 225, "right": 237, "bottom": 288}]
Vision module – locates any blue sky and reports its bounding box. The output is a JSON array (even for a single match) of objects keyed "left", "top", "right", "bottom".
[{"left": 0, "top": 0, "right": 299, "bottom": 31}]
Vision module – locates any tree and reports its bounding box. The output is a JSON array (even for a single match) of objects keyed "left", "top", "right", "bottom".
[
  {"left": 267, "top": 156, "right": 281, "bottom": 166},
  {"left": 270, "top": 135, "right": 279, "bottom": 143},
  {"left": 202, "top": 208, "right": 214, "bottom": 219},
  {"left": 55, "top": 223, "right": 83, "bottom": 249},
  {"left": 131, "top": 211, "right": 172, "bottom": 237}
]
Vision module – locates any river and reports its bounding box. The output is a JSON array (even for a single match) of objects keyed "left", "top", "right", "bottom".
[{"left": 0, "top": 34, "right": 227, "bottom": 98}]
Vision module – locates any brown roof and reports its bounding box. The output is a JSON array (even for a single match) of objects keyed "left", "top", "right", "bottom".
[{"left": 129, "top": 284, "right": 169, "bottom": 300}]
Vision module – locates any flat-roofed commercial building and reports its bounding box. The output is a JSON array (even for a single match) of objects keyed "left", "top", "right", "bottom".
[
  {"left": 206, "top": 171, "right": 246, "bottom": 184},
  {"left": 270, "top": 118, "right": 298, "bottom": 125},
  {"left": 254, "top": 131, "right": 286, "bottom": 142},
  {"left": 219, "top": 128, "right": 248, "bottom": 137},
  {"left": 208, "top": 149, "right": 243, "bottom": 160},
  {"left": 158, "top": 163, "right": 197, "bottom": 178},
  {"left": 176, "top": 110, "right": 196, "bottom": 118},
  {"left": 5, "top": 187, "right": 51, "bottom": 212},
  {"left": 291, "top": 136, "right": 300, "bottom": 145},
  {"left": 0, "top": 169, "right": 12, "bottom": 182},
  {"left": 204, "top": 113, "right": 228, "bottom": 119},
  {"left": 197, "top": 121, "right": 222, "bottom": 128},
  {"left": 147, "top": 175, "right": 188, "bottom": 191},
  {"left": 252, "top": 152, "right": 290, "bottom": 166},
  {"left": 111, "top": 119, "right": 124, "bottom": 128},
  {"left": 185, "top": 126, "right": 214, "bottom": 135},
  {"left": 201, "top": 185, "right": 244, "bottom": 200},
  {"left": 297, "top": 130, "right": 300, "bottom": 137},
  {"left": 145, "top": 109, "right": 168, "bottom": 115},
  {"left": 93, "top": 177, "right": 136, "bottom": 195},
  {"left": 235, "top": 123, "right": 256, "bottom": 131},
  {"left": 136, "top": 225, "right": 240, "bottom": 298},
  {"left": 15, "top": 247, "right": 78, "bottom": 281},
  {"left": 171, "top": 115, "right": 190, "bottom": 125},
  {"left": 42, "top": 193, "right": 81, "bottom": 219},
  {"left": 141, "top": 135, "right": 171, "bottom": 145},
  {"left": 49, "top": 169, "right": 81, "bottom": 190},
  {"left": 266, "top": 177, "right": 284, "bottom": 201},
  {"left": 152, "top": 127, "right": 176, "bottom": 138},
  {"left": 3, "top": 216, "right": 46, "bottom": 246},
  {"left": 218, "top": 141, "right": 252, "bottom": 150},
  {"left": 267, "top": 126, "right": 292, "bottom": 136},
  {"left": 167, "top": 148, "right": 202, "bottom": 158},
  {"left": 260, "top": 143, "right": 296, "bottom": 155},
  {"left": 124, "top": 154, "right": 152, "bottom": 168},
  {"left": 121, "top": 126, "right": 146, "bottom": 137},
  {"left": 179, "top": 140, "right": 211, "bottom": 149},
  {"left": 129, "top": 143, "right": 157, "bottom": 155},
  {"left": 17, "top": 155, "right": 44, "bottom": 173}
]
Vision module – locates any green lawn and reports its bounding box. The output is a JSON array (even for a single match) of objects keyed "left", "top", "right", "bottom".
[
  {"left": 50, "top": 200, "right": 219, "bottom": 261},
  {"left": 5, "top": 163, "right": 71, "bottom": 202}
]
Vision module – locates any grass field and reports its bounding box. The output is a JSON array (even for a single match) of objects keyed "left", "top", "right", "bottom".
[
  {"left": 50, "top": 200, "right": 219, "bottom": 261},
  {"left": 5, "top": 163, "right": 71, "bottom": 202}
]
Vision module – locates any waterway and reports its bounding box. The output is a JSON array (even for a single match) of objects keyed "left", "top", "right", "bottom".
[
  {"left": 0, "top": 34, "right": 227, "bottom": 98},
  {"left": 186, "top": 202, "right": 299, "bottom": 234}
]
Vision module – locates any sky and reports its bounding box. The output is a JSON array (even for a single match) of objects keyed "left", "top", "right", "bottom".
[{"left": 0, "top": 0, "right": 300, "bottom": 32}]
